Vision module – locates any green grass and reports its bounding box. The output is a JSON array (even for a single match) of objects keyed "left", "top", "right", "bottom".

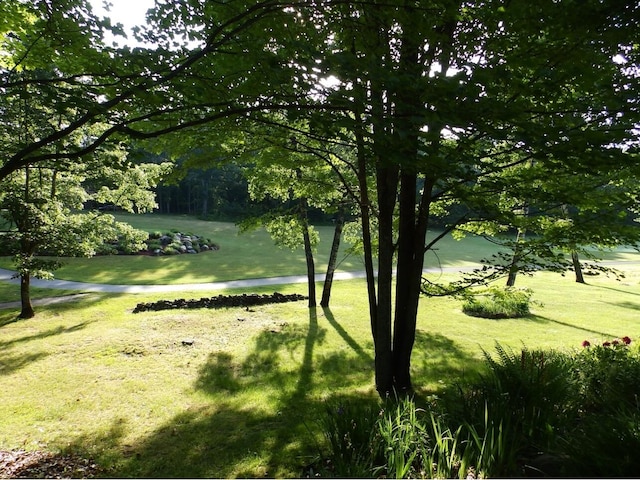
[
  {"left": 1, "top": 214, "right": 639, "bottom": 477},
  {"left": 1, "top": 265, "right": 640, "bottom": 477},
  {"left": 0, "top": 213, "right": 506, "bottom": 285},
  {"left": 0, "top": 283, "right": 79, "bottom": 304}
]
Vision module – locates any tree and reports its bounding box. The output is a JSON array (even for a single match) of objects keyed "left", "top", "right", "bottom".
[
  {"left": 268, "top": 0, "right": 640, "bottom": 395},
  {"left": 454, "top": 154, "right": 640, "bottom": 286},
  {"left": 0, "top": 158, "right": 166, "bottom": 318},
  {"left": 1, "top": 0, "right": 320, "bottom": 181},
  {"left": 4, "top": 0, "right": 639, "bottom": 397},
  {"left": 0, "top": 86, "right": 169, "bottom": 319},
  {"left": 129, "top": 0, "right": 639, "bottom": 396}
]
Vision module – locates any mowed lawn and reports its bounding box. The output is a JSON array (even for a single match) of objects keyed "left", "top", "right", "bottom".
[
  {"left": 1, "top": 214, "right": 640, "bottom": 477},
  {"left": 0, "top": 213, "right": 508, "bottom": 286}
]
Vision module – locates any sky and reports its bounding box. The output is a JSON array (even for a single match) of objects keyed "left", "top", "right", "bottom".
[{"left": 89, "top": 0, "right": 155, "bottom": 46}]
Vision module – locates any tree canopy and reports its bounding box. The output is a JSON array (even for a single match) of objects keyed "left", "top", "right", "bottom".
[{"left": 2, "top": 0, "right": 639, "bottom": 394}]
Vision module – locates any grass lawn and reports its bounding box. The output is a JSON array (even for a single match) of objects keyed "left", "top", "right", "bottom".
[
  {"left": 0, "top": 213, "right": 511, "bottom": 285},
  {"left": 1, "top": 214, "right": 639, "bottom": 477},
  {"left": 1, "top": 267, "right": 640, "bottom": 476}
]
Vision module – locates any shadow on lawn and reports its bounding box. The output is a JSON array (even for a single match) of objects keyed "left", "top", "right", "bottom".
[
  {"left": 531, "top": 315, "right": 618, "bottom": 339},
  {"left": 0, "top": 351, "right": 49, "bottom": 376},
  {"left": 80, "top": 308, "right": 478, "bottom": 478},
  {"left": 0, "top": 320, "right": 91, "bottom": 375},
  {"left": 0, "top": 322, "right": 90, "bottom": 349}
]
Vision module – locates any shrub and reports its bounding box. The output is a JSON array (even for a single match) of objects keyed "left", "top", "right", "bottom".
[
  {"left": 569, "top": 337, "right": 640, "bottom": 414},
  {"left": 146, "top": 240, "right": 162, "bottom": 252},
  {"left": 563, "top": 408, "right": 640, "bottom": 477},
  {"left": 319, "top": 398, "right": 381, "bottom": 477},
  {"left": 320, "top": 341, "right": 640, "bottom": 478},
  {"left": 320, "top": 397, "right": 477, "bottom": 479},
  {"left": 462, "top": 287, "right": 534, "bottom": 319}
]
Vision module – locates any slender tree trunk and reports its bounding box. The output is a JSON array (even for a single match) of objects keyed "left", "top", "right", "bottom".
[
  {"left": 506, "top": 228, "right": 526, "bottom": 287},
  {"left": 320, "top": 213, "right": 344, "bottom": 307},
  {"left": 572, "top": 251, "right": 585, "bottom": 283},
  {"left": 354, "top": 91, "right": 378, "bottom": 345},
  {"left": 19, "top": 272, "right": 35, "bottom": 319},
  {"left": 299, "top": 198, "right": 316, "bottom": 307}
]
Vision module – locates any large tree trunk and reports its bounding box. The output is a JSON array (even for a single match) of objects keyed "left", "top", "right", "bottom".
[
  {"left": 19, "top": 272, "right": 35, "bottom": 319},
  {"left": 320, "top": 213, "right": 344, "bottom": 307},
  {"left": 387, "top": 17, "right": 427, "bottom": 395},
  {"left": 392, "top": 175, "right": 433, "bottom": 394}
]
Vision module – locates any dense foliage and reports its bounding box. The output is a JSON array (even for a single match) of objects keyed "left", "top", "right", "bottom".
[
  {"left": 319, "top": 339, "right": 640, "bottom": 478},
  {"left": 1, "top": 0, "right": 639, "bottom": 392}
]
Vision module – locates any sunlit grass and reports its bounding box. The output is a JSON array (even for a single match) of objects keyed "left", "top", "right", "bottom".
[
  {"left": 1, "top": 214, "right": 639, "bottom": 477},
  {"left": 0, "top": 213, "right": 503, "bottom": 285},
  {"left": 1, "top": 264, "right": 640, "bottom": 477}
]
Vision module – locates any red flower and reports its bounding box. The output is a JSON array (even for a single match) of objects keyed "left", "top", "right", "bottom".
[
  {"left": 622, "top": 336, "right": 632, "bottom": 345},
  {"left": 603, "top": 341, "right": 611, "bottom": 347},
  {"left": 582, "top": 340, "right": 591, "bottom": 348},
  {"left": 612, "top": 339, "right": 620, "bottom": 346}
]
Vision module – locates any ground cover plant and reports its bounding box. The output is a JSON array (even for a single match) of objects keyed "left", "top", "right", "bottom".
[
  {"left": 320, "top": 338, "right": 640, "bottom": 478},
  {"left": 462, "top": 287, "right": 535, "bottom": 319}
]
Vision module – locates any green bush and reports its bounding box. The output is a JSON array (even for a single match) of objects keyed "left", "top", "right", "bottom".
[
  {"left": 319, "top": 340, "right": 640, "bottom": 478},
  {"left": 320, "top": 396, "right": 478, "bottom": 479},
  {"left": 569, "top": 337, "right": 640, "bottom": 414},
  {"left": 563, "top": 408, "right": 640, "bottom": 477},
  {"left": 319, "top": 398, "right": 381, "bottom": 477},
  {"left": 446, "top": 343, "right": 576, "bottom": 476},
  {"left": 146, "top": 240, "right": 162, "bottom": 252},
  {"left": 462, "top": 287, "right": 533, "bottom": 319}
]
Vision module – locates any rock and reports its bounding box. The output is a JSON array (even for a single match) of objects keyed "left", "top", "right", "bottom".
[{"left": 132, "top": 293, "right": 308, "bottom": 313}]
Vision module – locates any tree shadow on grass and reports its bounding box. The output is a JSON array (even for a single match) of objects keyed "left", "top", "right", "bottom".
[
  {"left": 528, "top": 315, "right": 617, "bottom": 339},
  {"left": 80, "top": 308, "right": 482, "bottom": 477},
  {"left": 0, "top": 322, "right": 90, "bottom": 349},
  {"left": 105, "top": 307, "right": 376, "bottom": 477},
  {"left": 0, "top": 321, "right": 90, "bottom": 375},
  {"left": 601, "top": 300, "right": 640, "bottom": 312},
  {"left": 411, "top": 330, "right": 484, "bottom": 394},
  {"left": 0, "top": 351, "right": 49, "bottom": 376}
]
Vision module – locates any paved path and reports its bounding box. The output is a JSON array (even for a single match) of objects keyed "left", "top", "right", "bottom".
[
  {"left": 2, "top": 259, "right": 638, "bottom": 294},
  {"left": 0, "top": 268, "right": 372, "bottom": 293}
]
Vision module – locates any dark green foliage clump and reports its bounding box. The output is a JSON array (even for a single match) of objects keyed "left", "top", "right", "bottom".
[
  {"left": 462, "top": 287, "right": 533, "bottom": 319},
  {"left": 318, "top": 339, "right": 640, "bottom": 478}
]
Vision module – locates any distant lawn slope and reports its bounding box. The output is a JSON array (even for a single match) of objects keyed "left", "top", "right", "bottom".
[
  {"left": 0, "top": 213, "right": 499, "bottom": 285},
  {"left": 0, "top": 213, "right": 637, "bottom": 286}
]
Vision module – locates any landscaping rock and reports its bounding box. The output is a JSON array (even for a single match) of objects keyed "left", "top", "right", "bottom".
[{"left": 132, "top": 292, "right": 307, "bottom": 313}]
